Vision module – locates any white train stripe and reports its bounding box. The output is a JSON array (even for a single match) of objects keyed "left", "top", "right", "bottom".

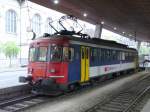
[
  {"left": 49, "top": 76, "right": 64, "bottom": 78},
  {"left": 89, "top": 62, "right": 135, "bottom": 77}
]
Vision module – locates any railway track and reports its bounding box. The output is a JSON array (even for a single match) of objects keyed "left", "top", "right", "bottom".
[
  {"left": 86, "top": 74, "right": 150, "bottom": 112},
  {"left": 0, "top": 72, "right": 147, "bottom": 112},
  {"left": 0, "top": 94, "right": 47, "bottom": 112}
]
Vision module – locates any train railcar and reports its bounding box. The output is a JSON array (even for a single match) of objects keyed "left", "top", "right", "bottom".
[{"left": 19, "top": 15, "right": 139, "bottom": 94}]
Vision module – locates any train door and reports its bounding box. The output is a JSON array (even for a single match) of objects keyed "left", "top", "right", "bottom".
[{"left": 81, "top": 46, "right": 90, "bottom": 82}]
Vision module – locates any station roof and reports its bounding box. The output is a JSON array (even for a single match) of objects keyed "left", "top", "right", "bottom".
[{"left": 30, "top": 0, "right": 150, "bottom": 42}]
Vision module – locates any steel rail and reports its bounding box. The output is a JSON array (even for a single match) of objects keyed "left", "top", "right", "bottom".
[
  {"left": 123, "top": 86, "right": 150, "bottom": 112},
  {"left": 0, "top": 94, "right": 37, "bottom": 108},
  {"left": 86, "top": 73, "right": 150, "bottom": 112}
]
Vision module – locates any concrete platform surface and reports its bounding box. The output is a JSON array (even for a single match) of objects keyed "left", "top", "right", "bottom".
[
  {"left": 0, "top": 68, "right": 27, "bottom": 89},
  {"left": 23, "top": 72, "right": 148, "bottom": 112}
]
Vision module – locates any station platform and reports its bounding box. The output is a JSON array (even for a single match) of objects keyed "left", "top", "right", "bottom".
[{"left": 0, "top": 67, "right": 27, "bottom": 89}]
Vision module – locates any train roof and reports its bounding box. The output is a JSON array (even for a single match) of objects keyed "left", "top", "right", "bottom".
[{"left": 35, "top": 34, "right": 137, "bottom": 52}]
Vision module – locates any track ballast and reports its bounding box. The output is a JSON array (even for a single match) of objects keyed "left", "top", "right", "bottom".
[{"left": 86, "top": 75, "right": 150, "bottom": 112}]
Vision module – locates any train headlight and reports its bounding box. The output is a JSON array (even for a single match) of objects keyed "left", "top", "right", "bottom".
[{"left": 49, "top": 69, "right": 56, "bottom": 73}]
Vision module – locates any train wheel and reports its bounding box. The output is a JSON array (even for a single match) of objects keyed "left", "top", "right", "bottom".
[
  {"left": 75, "top": 83, "right": 81, "bottom": 90},
  {"left": 68, "top": 84, "right": 75, "bottom": 92},
  {"left": 90, "top": 79, "right": 95, "bottom": 86},
  {"left": 116, "top": 72, "right": 121, "bottom": 76},
  {"left": 112, "top": 73, "right": 117, "bottom": 78},
  {"left": 123, "top": 71, "right": 127, "bottom": 75}
]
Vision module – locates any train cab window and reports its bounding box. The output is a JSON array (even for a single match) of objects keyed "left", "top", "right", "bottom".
[
  {"left": 50, "top": 45, "right": 62, "bottom": 61},
  {"left": 69, "top": 48, "right": 74, "bottom": 61},
  {"left": 37, "top": 47, "right": 47, "bottom": 62},
  {"left": 29, "top": 47, "right": 36, "bottom": 62}
]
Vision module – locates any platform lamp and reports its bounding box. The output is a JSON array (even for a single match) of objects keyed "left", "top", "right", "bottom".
[{"left": 26, "top": 27, "right": 36, "bottom": 41}]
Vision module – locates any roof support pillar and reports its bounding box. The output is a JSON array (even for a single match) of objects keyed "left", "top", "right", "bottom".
[
  {"left": 137, "top": 41, "right": 141, "bottom": 53},
  {"left": 94, "top": 24, "right": 103, "bottom": 38}
]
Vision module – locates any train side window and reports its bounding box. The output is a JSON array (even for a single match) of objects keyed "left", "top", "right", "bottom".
[
  {"left": 94, "top": 48, "right": 97, "bottom": 57},
  {"left": 101, "top": 49, "right": 103, "bottom": 61},
  {"left": 99, "top": 49, "right": 101, "bottom": 60},
  {"left": 90, "top": 48, "right": 93, "bottom": 57},
  {"left": 104, "top": 50, "right": 106, "bottom": 61},
  {"left": 106, "top": 50, "right": 108, "bottom": 60},
  {"left": 110, "top": 50, "right": 112, "bottom": 61},
  {"left": 106, "top": 50, "right": 110, "bottom": 60},
  {"left": 103, "top": 49, "right": 105, "bottom": 61},
  {"left": 103, "top": 50, "right": 105, "bottom": 61},
  {"left": 93, "top": 48, "right": 97, "bottom": 61},
  {"left": 119, "top": 52, "right": 121, "bottom": 60},
  {"left": 125, "top": 52, "right": 127, "bottom": 60},
  {"left": 76, "top": 51, "right": 79, "bottom": 60},
  {"left": 126, "top": 52, "right": 129, "bottom": 60},
  {"left": 63, "top": 47, "right": 69, "bottom": 61},
  {"left": 101, "top": 49, "right": 105, "bottom": 61},
  {"left": 122, "top": 52, "right": 125, "bottom": 60},
  {"left": 118, "top": 51, "right": 122, "bottom": 60},
  {"left": 127, "top": 52, "right": 129, "bottom": 60},
  {"left": 69, "top": 48, "right": 74, "bottom": 61},
  {"left": 130, "top": 52, "right": 133, "bottom": 60},
  {"left": 109, "top": 50, "right": 111, "bottom": 60},
  {"left": 91, "top": 48, "right": 94, "bottom": 61},
  {"left": 129, "top": 52, "right": 131, "bottom": 60},
  {"left": 96, "top": 49, "right": 99, "bottom": 58},
  {"left": 112, "top": 50, "right": 116, "bottom": 60}
]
